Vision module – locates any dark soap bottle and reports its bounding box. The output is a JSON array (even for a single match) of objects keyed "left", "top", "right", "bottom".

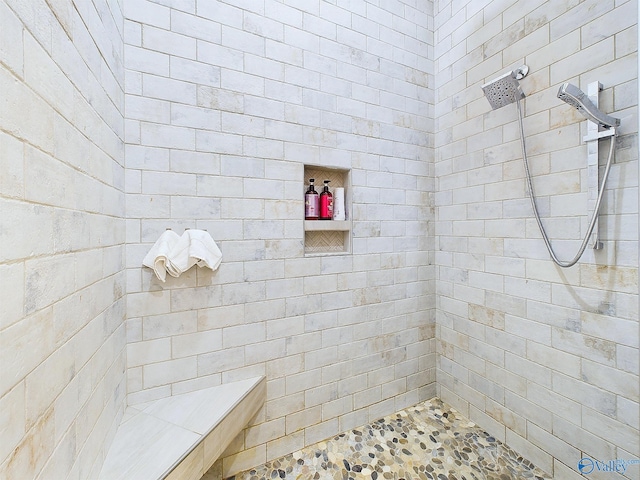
[{"left": 305, "top": 178, "right": 319, "bottom": 220}]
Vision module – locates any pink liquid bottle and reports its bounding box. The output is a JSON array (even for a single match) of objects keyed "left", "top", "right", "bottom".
[{"left": 319, "top": 180, "right": 333, "bottom": 220}]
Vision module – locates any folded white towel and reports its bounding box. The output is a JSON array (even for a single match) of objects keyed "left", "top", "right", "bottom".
[
  {"left": 142, "top": 230, "right": 181, "bottom": 282},
  {"left": 166, "top": 229, "right": 222, "bottom": 277}
]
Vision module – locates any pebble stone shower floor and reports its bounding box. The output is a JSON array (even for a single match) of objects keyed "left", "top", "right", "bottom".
[{"left": 226, "top": 398, "right": 552, "bottom": 480}]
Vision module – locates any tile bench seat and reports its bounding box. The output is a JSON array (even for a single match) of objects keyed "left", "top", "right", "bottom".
[{"left": 98, "top": 376, "right": 266, "bottom": 480}]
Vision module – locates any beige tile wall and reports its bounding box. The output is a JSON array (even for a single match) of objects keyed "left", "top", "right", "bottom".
[
  {"left": 434, "top": 0, "right": 638, "bottom": 477},
  {"left": 0, "top": 0, "right": 126, "bottom": 478},
  {"left": 1, "top": 0, "right": 637, "bottom": 478},
  {"left": 123, "top": 0, "right": 436, "bottom": 476}
]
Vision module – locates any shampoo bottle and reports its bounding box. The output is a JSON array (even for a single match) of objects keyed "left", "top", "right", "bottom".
[
  {"left": 319, "top": 180, "right": 333, "bottom": 220},
  {"left": 305, "top": 178, "right": 319, "bottom": 220}
]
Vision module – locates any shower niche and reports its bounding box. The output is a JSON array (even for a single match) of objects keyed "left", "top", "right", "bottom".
[{"left": 303, "top": 165, "right": 351, "bottom": 255}]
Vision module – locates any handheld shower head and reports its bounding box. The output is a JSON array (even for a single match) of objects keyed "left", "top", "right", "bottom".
[{"left": 557, "top": 83, "right": 620, "bottom": 128}]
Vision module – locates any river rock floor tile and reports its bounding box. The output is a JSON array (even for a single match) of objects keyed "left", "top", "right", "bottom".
[{"left": 227, "top": 398, "right": 552, "bottom": 480}]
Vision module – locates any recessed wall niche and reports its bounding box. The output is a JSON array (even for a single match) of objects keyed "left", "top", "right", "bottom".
[{"left": 303, "top": 165, "right": 351, "bottom": 256}]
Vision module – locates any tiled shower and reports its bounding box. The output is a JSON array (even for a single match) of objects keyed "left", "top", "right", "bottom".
[{"left": 0, "top": 0, "right": 637, "bottom": 479}]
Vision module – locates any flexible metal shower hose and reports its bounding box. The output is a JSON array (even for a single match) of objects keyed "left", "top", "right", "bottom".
[{"left": 515, "top": 97, "right": 616, "bottom": 268}]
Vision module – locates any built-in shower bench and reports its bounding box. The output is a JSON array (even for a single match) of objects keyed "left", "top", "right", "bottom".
[{"left": 98, "top": 376, "right": 266, "bottom": 480}]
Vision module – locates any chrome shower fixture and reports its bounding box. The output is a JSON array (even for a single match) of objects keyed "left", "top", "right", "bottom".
[
  {"left": 557, "top": 83, "right": 620, "bottom": 128},
  {"left": 481, "top": 65, "right": 529, "bottom": 110}
]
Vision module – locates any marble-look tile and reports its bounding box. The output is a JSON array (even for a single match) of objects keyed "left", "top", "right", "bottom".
[
  {"left": 99, "top": 376, "right": 265, "bottom": 480},
  {"left": 205, "top": 379, "right": 268, "bottom": 471},
  {"left": 227, "top": 398, "right": 552, "bottom": 480},
  {"left": 145, "top": 376, "right": 263, "bottom": 435},
  {"left": 99, "top": 411, "right": 200, "bottom": 480},
  {"left": 166, "top": 443, "right": 206, "bottom": 480}
]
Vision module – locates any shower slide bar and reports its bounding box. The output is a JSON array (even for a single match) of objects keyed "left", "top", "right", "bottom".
[
  {"left": 482, "top": 67, "right": 621, "bottom": 267},
  {"left": 584, "top": 81, "right": 608, "bottom": 250}
]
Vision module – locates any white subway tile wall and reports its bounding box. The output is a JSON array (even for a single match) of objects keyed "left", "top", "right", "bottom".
[
  {"left": 123, "top": 0, "right": 435, "bottom": 476},
  {"left": 1, "top": 0, "right": 638, "bottom": 479},
  {"left": 0, "top": 1, "right": 126, "bottom": 480},
  {"left": 434, "top": 0, "right": 638, "bottom": 477}
]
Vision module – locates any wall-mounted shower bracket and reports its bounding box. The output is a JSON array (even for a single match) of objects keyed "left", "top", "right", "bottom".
[
  {"left": 585, "top": 81, "right": 605, "bottom": 250},
  {"left": 583, "top": 128, "right": 616, "bottom": 142},
  {"left": 513, "top": 65, "right": 529, "bottom": 80}
]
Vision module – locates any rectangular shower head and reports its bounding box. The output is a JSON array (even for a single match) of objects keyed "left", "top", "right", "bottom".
[{"left": 481, "top": 71, "right": 526, "bottom": 110}]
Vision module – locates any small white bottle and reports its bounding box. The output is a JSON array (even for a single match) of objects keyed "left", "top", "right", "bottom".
[{"left": 333, "top": 187, "right": 345, "bottom": 221}]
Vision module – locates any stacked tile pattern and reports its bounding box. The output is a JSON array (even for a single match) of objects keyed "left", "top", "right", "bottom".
[
  {"left": 123, "top": 0, "right": 435, "bottom": 476},
  {"left": 0, "top": 0, "right": 126, "bottom": 478},
  {"left": 433, "top": 1, "right": 639, "bottom": 478}
]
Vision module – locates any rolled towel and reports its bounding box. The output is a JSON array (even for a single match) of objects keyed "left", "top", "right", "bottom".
[
  {"left": 167, "top": 229, "right": 222, "bottom": 276},
  {"left": 142, "top": 229, "right": 181, "bottom": 282},
  {"left": 189, "top": 230, "right": 223, "bottom": 271}
]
